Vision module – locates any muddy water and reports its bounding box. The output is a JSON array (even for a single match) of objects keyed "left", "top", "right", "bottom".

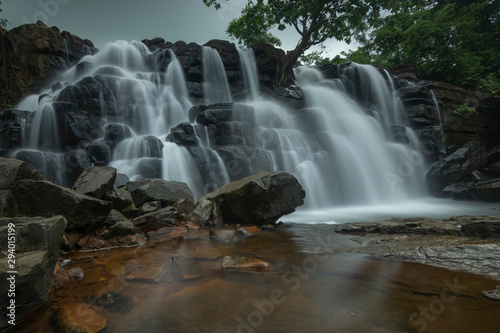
[{"left": 18, "top": 225, "right": 500, "bottom": 333}]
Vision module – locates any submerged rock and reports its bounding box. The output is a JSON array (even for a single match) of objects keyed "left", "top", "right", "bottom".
[
  {"left": 221, "top": 256, "right": 270, "bottom": 272},
  {"left": 56, "top": 303, "right": 107, "bottom": 333},
  {"left": 188, "top": 171, "right": 305, "bottom": 227}
]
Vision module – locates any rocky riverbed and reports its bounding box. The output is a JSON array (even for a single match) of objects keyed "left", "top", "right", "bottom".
[{"left": 6, "top": 215, "right": 500, "bottom": 333}]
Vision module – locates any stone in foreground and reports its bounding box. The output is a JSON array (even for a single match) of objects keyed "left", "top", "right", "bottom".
[
  {"left": 188, "top": 171, "right": 305, "bottom": 227},
  {"left": 56, "top": 303, "right": 107, "bottom": 333},
  {"left": 0, "top": 216, "right": 67, "bottom": 329},
  {"left": 221, "top": 256, "right": 270, "bottom": 272},
  {"left": 11, "top": 180, "right": 112, "bottom": 229},
  {"left": 72, "top": 166, "right": 117, "bottom": 199},
  {"left": 127, "top": 178, "right": 194, "bottom": 207}
]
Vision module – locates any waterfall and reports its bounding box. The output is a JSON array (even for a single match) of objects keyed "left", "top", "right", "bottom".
[
  {"left": 202, "top": 46, "right": 232, "bottom": 104},
  {"left": 10, "top": 40, "right": 428, "bottom": 210}
]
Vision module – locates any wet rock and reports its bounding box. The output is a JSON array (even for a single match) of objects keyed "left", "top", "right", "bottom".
[
  {"left": 113, "top": 173, "right": 130, "bottom": 189},
  {"left": 0, "top": 216, "right": 67, "bottom": 328},
  {"left": 105, "top": 186, "right": 134, "bottom": 212},
  {"left": 237, "top": 225, "right": 262, "bottom": 236},
  {"left": 53, "top": 266, "right": 72, "bottom": 289},
  {"left": 56, "top": 303, "right": 107, "bottom": 333},
  {"left": 188, "top": 171, "right": 305, "bottom": 227},
  {"left": 11, "top": 180, "right": 112, "bottom": 229},
  {"left": 221, "top": 256, "right": 270, "bottom": 272},
  {"left": 126, "top": 261, "right": 170, "bottom": 284},
  {"left": 0, "top": 156, "right": 44, "bottom": 190},
  {"left": 426, "top": 141, "right": 489, "bottom": 192},
  {"left": 442, "top": 179, "right": 500, "bottom": 202},
  {"left": 166, "top": 122, "right": 198, "bottom": 146},
  {"left": 173, "top": 256, "right": 204, "bottom": 280},
  {"left": 127, "top": 178, "right": 194, "bottom": 208},
  {"left": 72, "top": 166, "right": 117, "bottom": 199},
  {"left": 69, "top": 267, "right": 85, "bottom": 279},
  {"left": 481, "top": 290, "right": 500, "bottom": 301},
  {"left": 210, "top": 226, "right": 237, "bottom": 241},
  {"left": 104, "top": 210, "right": 137, "bottom": 238}
]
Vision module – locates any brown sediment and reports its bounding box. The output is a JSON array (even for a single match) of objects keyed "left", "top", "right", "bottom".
[{"left": 15, "top": 219, "right": 500, "bottom": 333}]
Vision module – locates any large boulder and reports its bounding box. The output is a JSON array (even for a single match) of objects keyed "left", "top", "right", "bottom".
[
  {"left": 188, "top": 171, "right": 305, "bottom": 227},
  {"left": 11, "top": 180, "right": 112, "bottom": 229},
  {"left": 72, "top": 166, "right": 117, "bottom": 199},
  {"left": 0, "top": 156, "right": 44, "bottom": 190},
  {"left": 426, "top": 141, "right": 489, "bottom": 192},
  {"left": 126, "top": 178, "right": 194, "bottom": 208},
  {"left": 0, "top": 216, "right": 67, "bottom": 329}
]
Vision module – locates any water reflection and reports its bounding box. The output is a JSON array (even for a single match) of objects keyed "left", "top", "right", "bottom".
[{"left": 18, "top": 225, "right": 499, "bottom": 332}]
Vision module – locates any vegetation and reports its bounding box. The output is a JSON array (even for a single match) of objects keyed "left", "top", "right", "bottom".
[
  {"left": 203, "top": 0, "right": 389, "bottom": 85},
  {"left": 344, "top": 0, "right": 500, "bottom": 89},
  {"left": 0, "top": 0, "right": 8, "bottom": 28}
]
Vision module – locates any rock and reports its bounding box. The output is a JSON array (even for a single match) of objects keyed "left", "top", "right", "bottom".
[
  {"left": 139, "top": 201, "right": 161, "bottom": 215},
  {"left": 173, "top": 256, "right": 204, "bottom": 280},
  {"left": 56, "top": 303, "right": 107, "bottom": 333},
  {"left": 126, "top": 261, "right": 170, "bottom": 284},
  {"left": 443, "top": 179, "right": 500, "bottom": 202},
  {"left": 221, "top": 256, "right": 270, "bottom": 272},
  {"left": 0, "top": 216, "right": 67, "bottom": 328},
  {"left": 105, "top": 186, "right": 134, "bottom": 212},
  {"left": 132, "top": 206, "right": 179, "bottom": 232},
  {"left": 127, "top": 178, "right": 194, "bottom": 207},
  {"left": 237, "top": 225, "right": 262, "bottom": 236},
  {"left": 188, "top": 171, "right": 305, "bottom": 227},
  {"left": 113, "top": 173, "right": 130, "bottom": 189},
  {"left": 210, "top": 227, "right": 237, "bottom": 241},
  {"left": 11, "top": 180, "right": 112, "bottom": 229},
  {"left": 107, "top": 219, "right": 137, "bottom": 239},
  {"left": 72, "top": 166, "right": 117, "bottom": 199},
  {"left": 69, "top": 267, "right": 85, "bottom": 280},
  {"left": 0, "top": 190, "right": 16, "bottom": 217},
  {"left": 0, "top": 156, "right": 44, "bottom": 190},
  {"left": 166, "top": 122, "right": 198, "bottom": 146},
  {"left": 426, "top": 141, "right": 489, "bottom": 191}
]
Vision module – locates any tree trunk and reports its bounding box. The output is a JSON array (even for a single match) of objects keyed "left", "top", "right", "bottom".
[{"left": 275, "top": 48, "right": 302, "bottom": 86}]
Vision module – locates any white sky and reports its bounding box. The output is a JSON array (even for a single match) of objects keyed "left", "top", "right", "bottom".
[{"left": 2, "top": 0, "right": 355, "bottom": 57}]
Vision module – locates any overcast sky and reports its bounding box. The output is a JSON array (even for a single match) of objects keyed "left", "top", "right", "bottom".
[{"left": 2, "top": 0, "right": 354, "bottom": 56}]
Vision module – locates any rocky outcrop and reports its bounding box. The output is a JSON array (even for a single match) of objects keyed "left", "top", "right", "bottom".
[
  {"left": 0, "top": 156, "right": 44, "bottom": 190},
  {"left": 0, "top": 216, "right": 67, "bottom": 329},
  {"left": 188, "top": 171, "right": 305, "bottom": 227},
  {"left": 0, "top": 21, "right": 97, "bottom": 109},
  {"left": 11, "top": 180, "right": 112, "bottom": 229}
]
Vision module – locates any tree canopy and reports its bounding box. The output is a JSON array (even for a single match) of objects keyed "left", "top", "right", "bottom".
[
  {"left": 203, "top": 0, "right": 388, "bottom": 85},
  {"left": 342, "top": 0, "right": 500, "bottom": 89}
]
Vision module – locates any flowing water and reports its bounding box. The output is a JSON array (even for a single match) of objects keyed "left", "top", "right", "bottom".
[{"left": 11, "top": 40, "right": 500, "bottom": 219}]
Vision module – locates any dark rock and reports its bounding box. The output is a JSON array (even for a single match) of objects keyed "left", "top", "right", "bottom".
[
  {"left": 166, "top": 122, "right": 198, "bottom": 146},
  {"left": 10, "top": 150, "right": 59, "bottom": 184},
  {"left": 442, "top": 179, "right": 500, "bottom": 202},
  {"left": 196, "top": 106, "right": 233, "bottom": 125},
  {"left": 0, "top": 190, "right": 16, "bottom": 217},
  {"left": 127, "top": 178, "right": 194, "bottom": 207},
  {"left": 132, "top": 206, "right": 178, "bottom": 232},
  {"left": 106, "top": 211, "right": 137, "bottom": 238},
  {"left": 105, "top": 187, "right": 134, "bottom": 212},
  {"left": 188, "top": 171, "right": 305, "bottom": 227},
  {"left": 72, "top": 166, "right": 117, "bottom": 199},
  {"left": 0, "top": 216, "right": 67, "bottom": 328},
  {"left": 114, "top": 173, "right": 130, "bottom": 189},
  {"left": 11, "top": 180, "right": 112, "bottom": 229},
  {"left": 104, "top": 123, "right": 133, "bottom": 149},
  {"left": 64, "top": 149, "right": 91, "bottom": 186},
  {"left": 85, "top": 141, "right": 111, "bottom": 166},
  {"left": 426, "top": 141, "right": 489, "bottom": 192},
  {"left": 0, "top": 156, "right": 44, "bottom": 190}
]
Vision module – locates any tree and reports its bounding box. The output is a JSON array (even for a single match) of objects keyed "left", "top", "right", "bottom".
[
  {"left": 0, "top": 0, "right": 8, "bottom": 28},
  {"left": 355, "top": 0, "right": 500, "bottom": 88},
  {"left": 203, "top": 0, "right": 388, "bottom": 85}
]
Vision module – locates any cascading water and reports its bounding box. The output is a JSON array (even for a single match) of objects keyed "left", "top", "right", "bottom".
[{"left": 10, "top": 41, "right": 429, "bottom": 215}]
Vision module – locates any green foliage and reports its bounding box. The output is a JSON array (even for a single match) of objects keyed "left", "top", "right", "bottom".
[
  {"left": 226, "top": 1, "right": 282, "bottom": 46},
  {"left": 0, "top": 0, "right": 8, "bottom": 28},
  {"left": 453, "top": 103, "right": 478, "bottom": 116},
  {"left": 356, "top": 0, "right": 500, "bottom": 89}
]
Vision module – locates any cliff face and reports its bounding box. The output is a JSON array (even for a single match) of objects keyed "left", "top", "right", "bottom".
[{"left": 0, "top": 21, "right": 97, "bottom": 108}]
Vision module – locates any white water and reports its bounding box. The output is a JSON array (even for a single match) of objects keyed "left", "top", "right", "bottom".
[{"left": 11, "top": 41, "right": 496, "bottom": 221}]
